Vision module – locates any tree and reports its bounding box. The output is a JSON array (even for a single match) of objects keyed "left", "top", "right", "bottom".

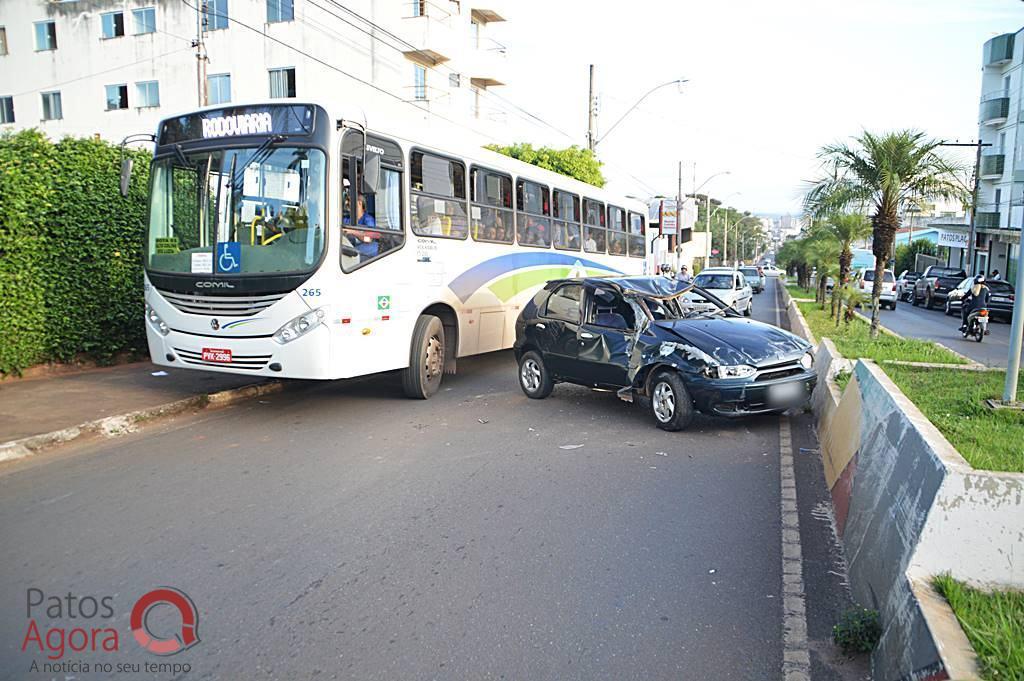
[
  {"left": 820, "top": 213, "right": 871, "bottom": 317},
  {"left": 484, "top": 143, "right": 605, "bottom": 187},
  {"left": 894, "top": 238, "right": 938, "bottom": 274},
  {"left": 804, "top": 130, "right": 967, "bottom": 338}
]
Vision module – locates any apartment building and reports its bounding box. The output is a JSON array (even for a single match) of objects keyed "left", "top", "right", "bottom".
[
  {"left": 976, "top": 27, "right": 1023, "bottom": 281},
  {"left": 0, "top": 0, "right": 509, "bottom": 143}
]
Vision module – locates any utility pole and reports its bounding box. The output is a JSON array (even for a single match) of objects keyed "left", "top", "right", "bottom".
[
  {"left": 939, "top": 140, "right": 990, "bottom": 276},
  {"left": 676, "top": 160, "right": 683, "bottom": 270},
  {"left": 193, "top": 0, "right": 207, "bottom": 107},
  {"left": 586, "top": 65, "right": 596, "bottom": 153},
  {"left": 723, "top": 212, "right": 729, "bottom": 268}
]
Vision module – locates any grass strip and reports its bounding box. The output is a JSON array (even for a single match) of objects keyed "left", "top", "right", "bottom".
[
  {"left": 933, "top": 575, "right": 1024, "bottom": 680},
  {"left": 785, "top": 282, "right": 817, "bottom": 299},
  {"left": 882, "top": 365, "right": 1024, "bottom": 472},
  {"left": 796, "top": 301, "right": 966, "bottom": 365}
]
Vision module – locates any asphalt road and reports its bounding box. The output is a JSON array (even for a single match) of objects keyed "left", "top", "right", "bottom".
[
  {"left": 878, "top": 295, "right": 1021, "bottom": 367},
  {"left": 0, "top": 278, "right": 866, "bottom": 681}
]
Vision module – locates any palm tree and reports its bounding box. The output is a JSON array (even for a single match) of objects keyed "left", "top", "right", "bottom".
[
  {"left": 821, "top": 213, "right": 871, "bottom": 317},
  {"left": 804, "top": 131, "right": 967, "bottom": 338}
]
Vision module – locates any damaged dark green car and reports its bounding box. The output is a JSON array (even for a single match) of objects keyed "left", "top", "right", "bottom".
[{"left": 513, "top": 276, "right": 816, "bottom": 431}]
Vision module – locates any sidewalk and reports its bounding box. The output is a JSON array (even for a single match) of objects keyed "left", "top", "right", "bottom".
[{"left": 0, "top": 362, "right": 265, "bottom": 444}]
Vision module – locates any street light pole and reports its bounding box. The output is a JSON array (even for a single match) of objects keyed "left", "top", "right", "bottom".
[
  {"left": 592, "top": 78, "right": 687, "bottom": 150},
  {"left": 587, "top": 65, "right": 596, "bottom": 152}
]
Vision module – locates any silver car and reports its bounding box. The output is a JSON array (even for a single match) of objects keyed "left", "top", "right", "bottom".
[{"left": 690, "top": 268, "right": 754, "bottom": 316}]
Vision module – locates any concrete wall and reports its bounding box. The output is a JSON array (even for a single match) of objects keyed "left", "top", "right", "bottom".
[{"left": 824, "top": 360, "right": 1023, "bottom": 679}]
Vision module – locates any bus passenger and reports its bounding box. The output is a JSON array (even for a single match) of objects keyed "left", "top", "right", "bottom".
[{"left": 416, "top": 196, "right": 444, "bottom": 236}]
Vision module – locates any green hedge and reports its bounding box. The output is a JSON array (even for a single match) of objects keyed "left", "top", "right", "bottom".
[{"left": 0, "top": 130, "right": 152, "bottom": 375}]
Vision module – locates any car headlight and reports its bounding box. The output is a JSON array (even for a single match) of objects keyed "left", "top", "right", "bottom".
[
  {"left": 145, "top": 304, "right": 170, "bottom": 336},
  {"left": 800, "top": 352, "right": 814, "bottom": 370},
  {"left": 709, "top": 364, "right": 757, "bottom": 379},
  {"left": 273, "top": 307, "right": 326, "bottom": 344}
]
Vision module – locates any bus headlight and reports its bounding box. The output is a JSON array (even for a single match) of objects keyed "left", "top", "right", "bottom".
[
  {"left": 273, "top": 308, "right": 326, "bottom": 344},
  {"left": 145, "top": 304, "right": 170, "bottom": 336}
]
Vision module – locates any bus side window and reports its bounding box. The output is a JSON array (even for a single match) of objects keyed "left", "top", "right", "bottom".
[{"left": 341, "top": 155, "right": 405, "bottom": 273}]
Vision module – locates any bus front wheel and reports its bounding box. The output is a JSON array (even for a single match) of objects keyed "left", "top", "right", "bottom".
[{"left": 402, "top": 314, "right": 445, "bottom": 399}]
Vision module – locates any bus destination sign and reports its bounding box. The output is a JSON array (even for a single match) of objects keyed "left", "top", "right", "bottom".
[{"left": 158, "top": 105, "right": 315, "bottom": 146}]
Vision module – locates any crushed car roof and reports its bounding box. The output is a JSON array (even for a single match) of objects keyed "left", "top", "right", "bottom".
[{"left": 548, "top": 276, "right": 693, "bottom": 298}]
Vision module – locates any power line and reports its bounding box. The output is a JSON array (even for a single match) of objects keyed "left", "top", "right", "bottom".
[{"left": 13, "top": 46, "right": 193, "bottom": 98}]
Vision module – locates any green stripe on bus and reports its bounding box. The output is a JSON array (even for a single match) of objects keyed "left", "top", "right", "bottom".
[{"left": 485, "top": 266, "right": 616, "bottom": 302}]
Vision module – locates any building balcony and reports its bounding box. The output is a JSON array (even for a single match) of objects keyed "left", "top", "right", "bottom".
[
  {"left": 401, "top": 1, "right": 457, "bottom": 66},
  {"left": 983, "top": 33, "right": 1015, "bottom": 68},
  {"left": 469, "top": 0, "right": 509, "bottom": 23},
  {"left": 979, "top": 91, "right": 1010, "bottom": 126},
  {"left": 980, "top": 152, "right": 1005, "bottom": 179},
  {"left": 466, "top": 37, "right": 508, "bottom": 87},
  {"left": 976, "top": 211, "right": 1001, "bottom": 230}
]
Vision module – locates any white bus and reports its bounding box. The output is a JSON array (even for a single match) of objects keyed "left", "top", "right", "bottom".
[{"left": 138, "top": 102, "right": 648, "bottom": 398}]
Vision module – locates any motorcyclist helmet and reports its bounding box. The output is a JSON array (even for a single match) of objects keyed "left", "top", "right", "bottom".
[{"left": 974, "top": 275, "right": 986, "bottom": 284}]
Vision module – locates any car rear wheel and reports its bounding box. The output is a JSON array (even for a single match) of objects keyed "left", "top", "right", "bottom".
[
  {"left": 402, "top": 315, "right": 445, "bottom": 399},
  {"left": 649, "top": 371, "right": 694, "bottom": 432},
  {"left": 925, "top": 290, "right": 935, "bottom": 309},
  {"left": 744, "top": 299, "right": 753, "bottom": 317},
  {"left": 911, "top": 291, "right": 920, "bottom": 306},
  {"left": 518, "top": 351, "right": 553, "bottom": 399}
]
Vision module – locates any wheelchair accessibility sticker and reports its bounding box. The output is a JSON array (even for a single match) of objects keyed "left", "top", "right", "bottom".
[
  {"left": 377, "top": 295, "right": 391, "bottom": 310},
  {"left": 217, "top": 242, "right": 241, "bottom": 274}
]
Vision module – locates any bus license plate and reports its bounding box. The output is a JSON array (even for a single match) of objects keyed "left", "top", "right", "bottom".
[
  {"left": 769, "top": 382, "right": 803, "bottom": 403},
  {"left": 202, "top": 348, "right": 232, "bottom": 363}
]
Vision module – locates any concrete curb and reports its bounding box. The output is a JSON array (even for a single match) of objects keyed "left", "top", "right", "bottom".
[
  {"left": 908, "top": 573, "right": 982, "bottom": 681},
  {"left": 0, "top": 381, "right": 283, "bottom": 464}
]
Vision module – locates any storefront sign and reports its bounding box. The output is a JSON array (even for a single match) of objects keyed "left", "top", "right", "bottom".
[{"left": 937, "top": 230, "right": 970, "bottom": 248}]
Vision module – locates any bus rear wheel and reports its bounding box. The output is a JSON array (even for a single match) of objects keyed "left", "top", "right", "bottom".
[{"left": 402, "top": 314, "right": 445, "bottom": 399}]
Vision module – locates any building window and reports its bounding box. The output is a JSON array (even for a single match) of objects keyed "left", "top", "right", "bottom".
[
  {"left": 133, "top": 8, "right": 156, "bottom": 34},
  {"left": 268, "top": 67, "right": 295, "bottom": 98},
  {"left": 413, "top": 64, "right": 426, "bottom": 100},
  {"left": 203, "top": 0, "right": 228, "bottom": 31},
  {"left": 0, "top": 27, "right": 7, "bottom": 55},
  {"left": 135, "top": 80, "right": 160, "bottom": 108},
  {"left": 449, "top": 73, "right": 460, "bottom": 88},
  {"left": 207, "top": 73, "right": 231, "bottom": 104},
  {"left": 101, "top": 12, "right": 125, "bottom": 39},
  {"left": 470, "top": 19, "right": 479, "bottom": 47},
  {"left": 0, "top": 96, "right": 14, "bottom": 124},
  {"left": 412, "top": 0, "right": 425, "bottom": 16},
  {"left": 267, "top": 0, "right": 294, "bottom": 23},
  {"left": 105, "top": 84, "right": 128, "bottom": 110},
  {"left": 41, "top": 91, "right": 62, "bottom": 120},
  {"left": 34, "top": 21, "right": 57, "bottom": 51}
]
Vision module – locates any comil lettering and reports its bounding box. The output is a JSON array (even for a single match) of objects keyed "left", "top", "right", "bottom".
[{"left": 202, "top": 112, "right": 274, "bottom": 138}]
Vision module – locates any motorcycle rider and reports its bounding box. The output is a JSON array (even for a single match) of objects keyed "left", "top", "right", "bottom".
[{"left": 959, "top": 275, "right": 991, "bottom": 333}]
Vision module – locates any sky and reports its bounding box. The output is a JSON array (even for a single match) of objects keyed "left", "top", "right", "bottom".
[{"left": 492, "top": 0, "right": 1024, "bottom": 216}]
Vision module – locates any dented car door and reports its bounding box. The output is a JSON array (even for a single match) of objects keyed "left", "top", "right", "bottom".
[{"left": 573, "top": 287, "right": 634, "bottom": 387}]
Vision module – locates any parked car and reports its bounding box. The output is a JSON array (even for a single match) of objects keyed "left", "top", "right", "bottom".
[
  {"left": 762, "top": 264, "right": 782, "bottom": 277},
  {"left": 895, "top": 270, "right": 921, "bottom": 302},
  {"left": 513, "top": 277, "right": 816, "bottom": 430},
  {"left": 739, "top": 266, "right": 766, "bottom": 293},
  {"left": 691, "top": 267, "right": 754, "bottom": 316},
  {"left": 945, "top": 278, "right": 1016, "bottom": 321},
  {"left": 854, "top": 268, "right": 898, "bottom": 309},
  {"left": 913, "top": 266, "right": 967, "bottom": 309}
]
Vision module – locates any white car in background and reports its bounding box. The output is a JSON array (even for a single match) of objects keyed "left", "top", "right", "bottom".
[
  {"left": 690, "top": 268, "right": 754, "bottom": 316},
  {"left": 761, "top": 264, "right": 782, "bottom": 276},
  {"left": 854, "top": 268, "right": 898, "bottom": 310}
]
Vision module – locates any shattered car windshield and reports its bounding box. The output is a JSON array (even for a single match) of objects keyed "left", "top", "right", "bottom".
[{"left": 633, "top": 288, "right": 732, "bottom": 321}]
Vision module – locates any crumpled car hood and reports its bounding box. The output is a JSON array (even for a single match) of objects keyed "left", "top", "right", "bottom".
[{"left": 655, "top": 318, "right": 809, "bottom": 367}]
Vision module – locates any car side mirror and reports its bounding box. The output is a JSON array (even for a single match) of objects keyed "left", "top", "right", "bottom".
[{"left": 119, "top": 157, "right": 133, "bottom": 197}]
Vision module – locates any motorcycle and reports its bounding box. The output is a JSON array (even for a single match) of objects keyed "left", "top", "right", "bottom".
[{"left": 962, "top": 308, "right": 989, "bottom": 343}]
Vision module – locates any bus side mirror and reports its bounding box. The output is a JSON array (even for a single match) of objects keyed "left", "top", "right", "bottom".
[
  {"left": 362, "top": 152, "right": 381, "bottom": 195},
  {"left": 120, "top": 157, "right": 133, "bottom": 197}
]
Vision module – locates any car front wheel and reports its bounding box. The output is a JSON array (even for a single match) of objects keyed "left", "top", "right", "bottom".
[
  {"left": 649, "top": 371, "right": 694, "bottom": 431},
  {"left": 518, "top": 350, "right": 554, "bottom": 399}
]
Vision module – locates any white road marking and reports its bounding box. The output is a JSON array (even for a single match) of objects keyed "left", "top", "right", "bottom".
[{"left": 775, "top": 281, "right": 812, "bottom": 680}]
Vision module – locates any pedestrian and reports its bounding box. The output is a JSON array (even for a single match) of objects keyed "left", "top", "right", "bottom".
[
  {"left": 676, "top": 265, "right": 692, "bottom": 284},
  {"left": 990, "top": 268, "right": 1001, "bottom": 280}
]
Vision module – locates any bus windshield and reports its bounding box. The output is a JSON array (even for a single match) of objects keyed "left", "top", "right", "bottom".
[{"left": 145, "top": 146, "right": 326, "bottom": 276}]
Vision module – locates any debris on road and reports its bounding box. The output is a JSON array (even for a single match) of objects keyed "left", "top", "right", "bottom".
[
  {"left": 559, "top": 444, "right": 584, "bottom": 450},
  {"left": 151, "top": 371, "right": 168, "bottom": 377},
  {"left": 478, "top": 418, "right": 489, "bottom": 424}
]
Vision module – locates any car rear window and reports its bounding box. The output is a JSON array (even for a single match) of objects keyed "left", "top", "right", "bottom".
[
  {"left": 990, "top": 282, "right": 1013, "bottom": 294},
  {"left": 932, "top": 267, "right": 965, "bottom": 277},
  {"left": 862, "top": 271, "right": 895, "bottom": 283}
]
